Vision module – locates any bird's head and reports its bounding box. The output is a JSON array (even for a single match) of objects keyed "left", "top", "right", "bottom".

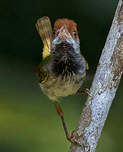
[{"left": 52, "top": 18, "right": 80, "bottom": 55}]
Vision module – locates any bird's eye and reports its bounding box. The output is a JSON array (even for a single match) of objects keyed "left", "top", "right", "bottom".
[
  {"left": 73, "top": 31, "right": 77, "bottom": 37},
  {"left": 53, "top": 30, "right": 56, "bottom": 35}
]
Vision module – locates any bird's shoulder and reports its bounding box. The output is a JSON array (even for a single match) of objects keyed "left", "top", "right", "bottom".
[{"left": 79, "top": 54, "right": 89, "bottom": 70}]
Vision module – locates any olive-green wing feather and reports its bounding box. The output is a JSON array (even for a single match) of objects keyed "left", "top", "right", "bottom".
[
  {"left": 81, "top": 55, "right": 89, "bottom": 70},
  {"left": 35, "top": 64, "right": 48, "bottom": 84},
  {"left": 34, "top": 56, "right": 51, "bottom": 84}
]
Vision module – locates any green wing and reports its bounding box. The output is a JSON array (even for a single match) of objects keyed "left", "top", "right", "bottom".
[
  {"left": 35, "top": 56, "right": 51, "bottom": 83},
  {"left": 85, "top": 59, "right": 89, "bottom": 70},
  {"left": 81, "top": 55, "right": 89, "bottom": 70}
]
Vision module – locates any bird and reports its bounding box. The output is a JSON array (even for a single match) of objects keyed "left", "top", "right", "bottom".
[{"left": 35, "top": 16, "right": 88, "bottom": 145}]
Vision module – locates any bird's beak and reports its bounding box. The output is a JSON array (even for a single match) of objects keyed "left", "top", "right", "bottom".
[
  {"left": 57, "top": 25, "right": 72, "bottom": 41},
  {"left": 52, "top": 25, "right": 76, "bottom": 49}
]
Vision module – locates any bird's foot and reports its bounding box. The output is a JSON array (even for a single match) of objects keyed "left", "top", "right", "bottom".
[
  {"left": 76, "top": 88, "right": 92, "bottom": 97},
  {"left": 66, "top": 130, "right": 81, "bottom": 146}
]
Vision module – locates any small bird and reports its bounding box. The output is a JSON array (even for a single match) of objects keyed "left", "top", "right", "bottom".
[{"left": 35, "top": 16, "right": 88, "bottom": 144}]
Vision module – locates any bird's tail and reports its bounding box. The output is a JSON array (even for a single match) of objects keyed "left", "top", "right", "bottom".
[{"left": 36, "top": 16, "right": 52, "bottom": 59}]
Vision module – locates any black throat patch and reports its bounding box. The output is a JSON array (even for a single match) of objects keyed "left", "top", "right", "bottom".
[{"left": 52, "top": 42, "right": 82, "bottom": 77}]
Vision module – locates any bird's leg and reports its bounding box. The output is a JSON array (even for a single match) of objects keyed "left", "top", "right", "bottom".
[{"left": 53, "top": 101, "right": 80, "bottom": 145}]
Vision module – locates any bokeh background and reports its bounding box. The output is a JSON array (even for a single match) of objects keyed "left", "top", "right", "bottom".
[{"left": 0, "top": 0, "right": 123, "bottom": 151}]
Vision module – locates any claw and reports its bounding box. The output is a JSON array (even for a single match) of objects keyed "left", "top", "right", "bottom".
[
  {"left": 67, "top": 134, "right": 81, "bottom": 146},
  {"left": 76, "top": 88, "right": 92, "bottom": 97}
]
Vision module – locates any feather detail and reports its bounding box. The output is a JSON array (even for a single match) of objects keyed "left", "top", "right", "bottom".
[
  {"left": 34, "top": 63, "right": 49, "bottom": 84},
  {"left": 34, "top": 56, "right": 51, "bottom": 84},
  {"left": 36, "top": 16, "right": 52, "bottom": 59},
  {"left": 86, "top": 61, "right": 89, "bottom": 70},
  {"left": 81, "top": 55, "right": 89, "bottom": 70}
]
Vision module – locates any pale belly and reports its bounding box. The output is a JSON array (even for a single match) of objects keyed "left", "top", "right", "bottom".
[{"left": 39, "top": 74, "right": 84, "bottom": 101}]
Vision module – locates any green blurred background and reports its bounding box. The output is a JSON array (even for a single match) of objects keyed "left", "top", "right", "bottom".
[{"left": 0, "top": 0, "right": 123, "bottom": 151}]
